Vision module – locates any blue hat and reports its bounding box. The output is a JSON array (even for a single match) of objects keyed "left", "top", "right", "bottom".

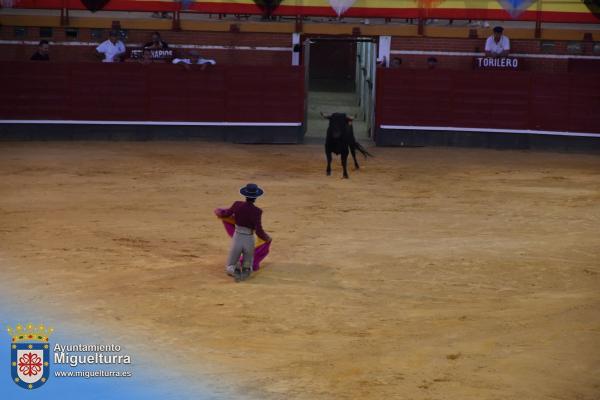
[{"left": 240, "top": 183, "right": 264, "bottom": 198}]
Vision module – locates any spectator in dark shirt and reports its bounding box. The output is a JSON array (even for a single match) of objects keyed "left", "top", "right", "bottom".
[
  {"left": 390, "top": 57, "right": 402, "bottom": 68},
  {"left": 215, "top": 183, "right": 271, "bottom": 280},
  {"left": 427, "top": 56, "right": 438, "bottom": 69},
  {"left": 31, "top": 40, "right": 50, "bottom": 61},
  {"left": 144, "top": 32, "right": 169, "bottom": 50},
  {"left": 139, "top": 48, "right": 154, "bottom": 65}
]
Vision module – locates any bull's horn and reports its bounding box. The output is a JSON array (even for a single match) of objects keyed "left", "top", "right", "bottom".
[
  {"left": 320, "top": 112, "right": 331, "bottom": 119},
  {"left": 347, "top": 115, "right": 355, "bottom": 120}
]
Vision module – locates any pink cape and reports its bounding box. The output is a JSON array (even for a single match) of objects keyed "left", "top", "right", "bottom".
[{"left": 215, "top": 209, "right": 271, "bottom": 271}]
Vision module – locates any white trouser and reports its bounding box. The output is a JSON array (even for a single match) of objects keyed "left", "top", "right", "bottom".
[{"left": 225, "top": 226, "right": 255, "bottom": 275}]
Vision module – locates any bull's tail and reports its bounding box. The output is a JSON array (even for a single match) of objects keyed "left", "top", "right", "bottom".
[{"left": 353, "top": 141, "right": 373, "bottom": 158}]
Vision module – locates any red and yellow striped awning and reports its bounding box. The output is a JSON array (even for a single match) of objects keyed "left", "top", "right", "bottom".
[{"left": 11, "top": 0, "right": 600, "bottom": 23}]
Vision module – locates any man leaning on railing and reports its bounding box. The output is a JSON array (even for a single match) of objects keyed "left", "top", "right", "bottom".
[
  {"left": 31, "top": 40, "right": 50, "bottom": 61},
  {"left": 485, "top": 26, "right": 510, "bottom": 58},
  {"left": 95, "top": 31, "right": 126, "bottom": 63},
  {"left": 144, "top": 32, "right": 169, "bottom": 50}
]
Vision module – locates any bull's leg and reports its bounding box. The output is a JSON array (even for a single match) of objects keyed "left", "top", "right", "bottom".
[
  {"left": 350, "top": 144, "right": 360, "bottom": 170},
  {"left": 326, "top": 150, "right": 332, "bottom": 176},
  {"left": 341, "top": 151, "right": 349, "bottom": 179}
]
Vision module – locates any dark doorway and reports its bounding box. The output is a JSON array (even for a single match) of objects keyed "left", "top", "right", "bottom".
[
  {"left": 304, "top": 37, "right": 376, "bottom": 140},
  {"left": 308, "top": 39, "right": 356, "bottom": 92}
]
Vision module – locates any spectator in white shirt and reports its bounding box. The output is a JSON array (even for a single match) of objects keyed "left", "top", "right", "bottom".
[
  {"left": 485, "top": 26, "right": 510, "bottom": 58},
  {"left": 172, "top": 50, "right": 216, "bottom": 70},
  {"left": 95, "top": 31, "right": 126, "bottom": 63}
]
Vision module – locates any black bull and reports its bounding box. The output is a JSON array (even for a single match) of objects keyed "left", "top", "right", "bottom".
[{"left": 323, "top": 113, "right": 373, "bottom": 179}]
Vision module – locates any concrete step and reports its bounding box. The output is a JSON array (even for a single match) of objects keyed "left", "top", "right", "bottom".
[{"left": 306, "top": 90, "right": 370, "bottom": 138}]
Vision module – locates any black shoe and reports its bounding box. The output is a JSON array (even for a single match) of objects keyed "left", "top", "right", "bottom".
[
  {"left": 233, "top": 267, "right": 243, "bottom": 282},
  {"left": 239, "top": 267, "right": 252, "bottom": 281}
]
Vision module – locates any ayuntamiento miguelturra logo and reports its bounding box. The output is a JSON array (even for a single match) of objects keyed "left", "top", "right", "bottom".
[{"left": 7, "top": 323, "right": 53, "bottom": 390}]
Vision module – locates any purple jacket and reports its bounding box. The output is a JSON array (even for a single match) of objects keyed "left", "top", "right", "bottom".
[{"left": 218, "top": 201, "right": 269, "bottom": 241}]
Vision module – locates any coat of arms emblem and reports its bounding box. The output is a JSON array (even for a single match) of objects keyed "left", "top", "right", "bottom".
[{"left": 7, "top": 323, "right": 53, "bottom": 390}]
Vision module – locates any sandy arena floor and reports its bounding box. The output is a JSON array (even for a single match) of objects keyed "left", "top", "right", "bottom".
[{"left": 0, "top": 142, "right": 599, "bottom": 399}]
